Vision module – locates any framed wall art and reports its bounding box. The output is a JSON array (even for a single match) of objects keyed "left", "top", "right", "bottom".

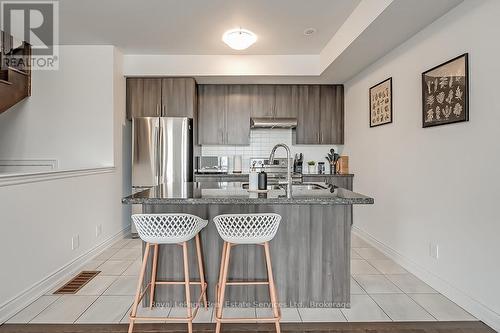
[
  {"left": 422, "top": 53, "right": 469, "bottom": 128},
  {"left": 369, "top": 77, "right": 393, "bottom": 127}
]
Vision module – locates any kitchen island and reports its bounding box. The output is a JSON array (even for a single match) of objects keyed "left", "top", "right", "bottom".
[{"left": 122, "top": 181, "right": 373, "bottom": 308}]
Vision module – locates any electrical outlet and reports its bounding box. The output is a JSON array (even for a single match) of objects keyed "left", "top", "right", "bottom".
[
  {"left": 429, "top": 242, "right": 439, "bottom": 259},
  {"left": 71, "top": 235, "right": 79, "bottom": 250},
  {"left": 96, "top": 224, "right": 102, "bottom": 237}
]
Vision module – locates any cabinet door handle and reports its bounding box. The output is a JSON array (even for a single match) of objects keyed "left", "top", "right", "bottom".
[
  {"left": 320, "top": 132, "right": 323, "bottom": 143},
  {"left": 317, "top": 132, "right": 320, "bottom": 143},
  {"left": 162, "top": 104, "right": 165, "bottom": 116},
  {"left": 156, "top": 104, "right": 160, "bottom": 116}
]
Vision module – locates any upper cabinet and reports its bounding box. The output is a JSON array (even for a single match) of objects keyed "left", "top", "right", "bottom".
[
  {"left": 296, "top": 85, "right": 344, "bottom": 145},
  {"left": 296, "top": 85, "right": 321, "bottom": 144},
  {"left": 251, "top": 85, "right": 275, "bottom": 117},
  {"left": 197, "top": 85, "right": 226, "bottom": 145},
  {"left": 126, "top": 78, "right": 161, "bottom": 118},
  {"left": 161, "top": 78, "right": 196, "bottom": 117},
  {"left": 198, "top": 84, "right": 251, "bottom": 145},
  {"left": 127, "top": 80, "right": 344, "bottom": 146},
  {"left": 226, "top": 85, "right": 251, "bottom": 145},
  {"left": 319, "top": 85, "right": 344, "bottom": 144},
  {"left": 249, "top": 85, "right": 298, "bottom": 119},
  {"left": 126, "top": 77, "right": 196, "bottom": 119}
]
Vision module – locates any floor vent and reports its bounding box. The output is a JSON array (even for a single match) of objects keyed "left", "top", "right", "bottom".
[{"left": 54, "top": 271, "right": 100, "bottom": 294}]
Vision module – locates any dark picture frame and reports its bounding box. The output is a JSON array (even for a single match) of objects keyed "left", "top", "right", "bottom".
[
  {"left": 422, "top": 53, "right": 469, "bottom": 128},
  {"left": 369, "top": 77, "right": 393, "bottom": 127}
]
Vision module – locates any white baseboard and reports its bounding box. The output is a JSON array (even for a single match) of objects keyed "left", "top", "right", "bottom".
[
  {"left": 353, "top": 226, "right": 500, "bottom": 332},
  {"left": 0, "top": 226, "right": 130, "bottom": 324}
]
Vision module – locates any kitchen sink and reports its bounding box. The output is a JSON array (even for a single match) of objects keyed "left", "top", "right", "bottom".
[
  {"left": 241, "top": 182, "right": 327, "bottom": 190},
  {"left": 292, "top": 183, "right": 328, "bottom": 190}
]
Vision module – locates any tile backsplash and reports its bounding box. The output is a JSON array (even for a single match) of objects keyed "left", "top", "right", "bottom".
[{"left": 201, "top": 129, "right": 343, "bottom": 173}]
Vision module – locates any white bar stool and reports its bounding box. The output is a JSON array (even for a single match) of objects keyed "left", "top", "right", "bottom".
[
  {"left": 213, "top": 213, "right": 282, "bottom": 333},
  {"left": 128, "top": 213, "right": 208, "bottom": 333}
]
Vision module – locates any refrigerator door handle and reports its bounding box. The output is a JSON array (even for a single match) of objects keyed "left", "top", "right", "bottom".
[{"left": 157, "top": 123, "right": 163, "bottom": 185}]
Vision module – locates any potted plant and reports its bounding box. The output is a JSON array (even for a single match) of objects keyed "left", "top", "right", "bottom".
[{"left": 307, "top": 161, "right": 316, "bottom": 174}]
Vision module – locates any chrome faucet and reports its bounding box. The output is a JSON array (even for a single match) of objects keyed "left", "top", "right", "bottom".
[{"left": 269, "top": 143, "right": 292, "bottom": 198}]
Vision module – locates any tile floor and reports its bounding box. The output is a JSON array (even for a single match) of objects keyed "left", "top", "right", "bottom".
[{"left": 6, "top": 234, "right": 477, "bottom": 324}]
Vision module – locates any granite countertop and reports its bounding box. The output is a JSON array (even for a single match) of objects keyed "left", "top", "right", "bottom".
[
  {"left": 122, "top": 181, "right": 373, "bottom": 205},
  {"left": 195, "top": 173, "right": 354, "bottom": 177}
]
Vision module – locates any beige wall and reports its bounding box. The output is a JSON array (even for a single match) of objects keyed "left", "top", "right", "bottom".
[{"left": 344, "top": 0, "right": 500, "bottom": 330}]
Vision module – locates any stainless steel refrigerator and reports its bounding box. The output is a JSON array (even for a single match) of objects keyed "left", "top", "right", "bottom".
[{"left": 131, "top": 117, "right": 193, "bottom": 234}]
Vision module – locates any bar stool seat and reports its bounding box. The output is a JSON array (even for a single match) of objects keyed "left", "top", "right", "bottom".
[
  {"left": 213, "top": 213, "right": 282, "bottom": 333},
  {"left": 128, "top": 214, "right": 208, "bottom": 333}
]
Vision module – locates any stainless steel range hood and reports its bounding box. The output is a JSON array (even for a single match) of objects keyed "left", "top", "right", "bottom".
[{"left": 250, "top": 117, "right": 298, "bottom": 129}]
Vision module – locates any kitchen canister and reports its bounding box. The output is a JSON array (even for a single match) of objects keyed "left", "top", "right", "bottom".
[{"left": 249, "top": 170, "right": 259, "bottom": 191}]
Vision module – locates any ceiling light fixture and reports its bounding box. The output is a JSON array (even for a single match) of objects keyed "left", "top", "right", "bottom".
[{"left": 222, "top": 28, "right": 257, "bottom": 50}]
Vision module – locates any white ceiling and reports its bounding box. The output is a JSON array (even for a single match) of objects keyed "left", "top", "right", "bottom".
[{"left": 59, "top": 0, "right": 361, "bottom": 55}]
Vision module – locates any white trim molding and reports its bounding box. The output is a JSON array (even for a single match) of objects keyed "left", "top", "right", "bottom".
[
  {"left": 0, "top": 226, "right": 131, "bottom": 324},
  {"left": 353, "top": 226, "right": 500, "bottom": 331},
  {"left": 0, "top": 167, "right": 116, "bottom": 187}
]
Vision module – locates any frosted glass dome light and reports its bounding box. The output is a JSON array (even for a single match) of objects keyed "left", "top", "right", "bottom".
[{"left": 222, "top": 28, "right": 257, "bottom": 50}]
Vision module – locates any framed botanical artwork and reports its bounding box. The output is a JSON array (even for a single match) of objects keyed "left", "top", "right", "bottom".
[
  {"left": 369, "top": 77, "right": 393, "bottom": 127},
  {"left": 422, "top": 53, "right": 469, "bottom": 128}
]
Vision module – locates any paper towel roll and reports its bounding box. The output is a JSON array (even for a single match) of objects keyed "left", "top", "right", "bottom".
[{"left": 233, "top": 155, "right": 242, "bottom": 173}]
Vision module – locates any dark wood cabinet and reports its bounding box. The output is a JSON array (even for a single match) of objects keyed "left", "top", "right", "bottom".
[
  {"left": 198, "top": 85, "right": 250, "bottom": 145},
  {"left": 226, "top": 85, "right": 251, "bottom": 145},
  {"left": 296, "top": 85, "right": 344, "bottom": 145},
  {"left": 296, "top": 85, "right": 321, "bottom": 144},
  {"left": 126, "top": 78, "right": 161, "bottom": 118},
  {"left": 251, "top": 85, "right": 275, "bottom": 117},
  {"left": 198, "top": 85, "right": 226, "bottom": 145},
  {"left": 274, "top": 85, "right": 298, "bottom": 118},
  {"left": 161, "top": 78, "right": 196, "bottom": 117},
  {"left": 249, "top": 85, "right": 298, "bottom": 119},
  {"left": 126, "top": 77, "right": 196, "bottom": 119},
  {"left": 196, "top": 83, "right": 344, "bottom": 145},
  {"left": 320, "top": 85, "right": 344, "bottom": 144}
]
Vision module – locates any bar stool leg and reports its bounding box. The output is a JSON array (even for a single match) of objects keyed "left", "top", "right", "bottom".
[
  {"left": 195, "top": 234, "right": 208, "bottom": 309},
  {"left": 216, "top": 242, "right": 231, "bottom": 333},
  {"left": 182, "top": 241, "right": 193, "bottom": 333},
  {"left": 216, "top": 242, "right": 228, "bottom": 305},
  {"left": 149, "top": 244, "right": 159, "bottom": 309},
  {"left": 264, "top": 242, "right": 281, "bottom": 333},
  {"left": 128, "top": 243, "right": 151, "bottom": 333}
]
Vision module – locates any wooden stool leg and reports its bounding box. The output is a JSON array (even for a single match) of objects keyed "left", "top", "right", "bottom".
[
  {"left": 195, "top": 234, "right": 208, "bottom": 309},
  {"left": 216, "top": 241, "right": 228, "bottom": 305},
  {"left": 216, "top": 242, "right": 231, "bottom": 333},
  {"left": 128, "top": 243, "right": 151, "bottom": 333},
  {"left": 149, "top": 244, "right": 159, "bottom": 309},
  {"left": 264, "top": 242, "right": 281, "bottom": 333},
  {"left": 182, "top": 242, "right": 193, "bottom": 333}
]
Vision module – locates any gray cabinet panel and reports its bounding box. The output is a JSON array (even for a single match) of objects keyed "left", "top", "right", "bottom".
[
  {"left": 161, "top": 78, "right": 196, "bottom": 117},
  {"left": 320, "top": 85, "right": 344, "bottom": 144},
  {"left": 296, "top": 85, "right": 321, "bottom": 144},
  {"left": 226, "top": 85, "right": 251, "bottom": 145},
  {"left": 274, "top": 85, "right": 298, "bottom": 118},
  {"left": 198, "top": 85, "right": 226, "bottom": 145},
  {"left": 126, "top": 78, "right": 161, "bottom": 119},
  {"left": 251, "top": 85, "right": 275, "bottom": 117}
]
